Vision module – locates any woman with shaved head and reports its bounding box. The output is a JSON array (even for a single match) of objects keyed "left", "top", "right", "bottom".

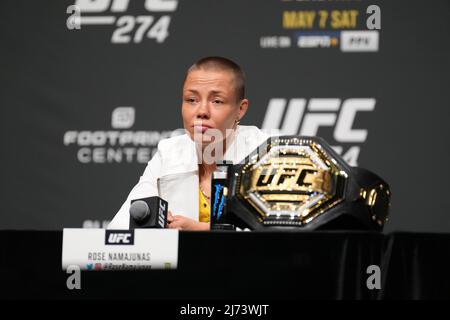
[{"left": 109, "top": 57, "right": 267, "bottom": 230}]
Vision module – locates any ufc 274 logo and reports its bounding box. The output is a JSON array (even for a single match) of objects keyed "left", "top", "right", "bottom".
[
  {"left": 67, "top": 0, "right": 178, "bottom": 44},
  {"left": 262, "top": 98, "right": 376, "bottom": 166}
]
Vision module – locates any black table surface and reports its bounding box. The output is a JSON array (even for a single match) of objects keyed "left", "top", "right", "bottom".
[{"left": 0, "top": 230, "right": 449, "bottom": 300}]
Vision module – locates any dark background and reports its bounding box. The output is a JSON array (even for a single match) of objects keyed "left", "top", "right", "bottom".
[{"left": 1, "top": 0, "right": 449, "bottom": 232}]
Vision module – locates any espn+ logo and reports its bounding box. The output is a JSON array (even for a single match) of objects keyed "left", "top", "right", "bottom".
[
  {"left": 67, "top": 0, "right": 178, "bottom": 44},
  {"left": 262, "top": 98, "right": 376, "bottom": 166}
]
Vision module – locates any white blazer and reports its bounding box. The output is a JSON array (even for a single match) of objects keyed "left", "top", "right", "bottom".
[{"left": 108, "top": 125, "right": 269, "bottom": 229}]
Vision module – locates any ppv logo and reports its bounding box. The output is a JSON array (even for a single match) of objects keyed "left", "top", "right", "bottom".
[
  {"left": 66, "top": 0, "right": 179, "bottom": 44},
  {"left": 261, "top": 98, "right": 376, "bottom": 166},
  {"left": 341, "top": 31, "right": 379, "bottom": 52},
  {"left": 105, "top": 230, "right": 134, "bottom": 245}
]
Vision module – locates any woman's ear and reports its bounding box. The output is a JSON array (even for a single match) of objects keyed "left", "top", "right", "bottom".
[{"left": 238, "top": 98, "right": 249, "bottom": 120}]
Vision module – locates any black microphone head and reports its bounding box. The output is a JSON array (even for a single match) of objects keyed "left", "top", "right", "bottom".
[{"left": 129, "top": 200, "right": 150, "bottom": 222}]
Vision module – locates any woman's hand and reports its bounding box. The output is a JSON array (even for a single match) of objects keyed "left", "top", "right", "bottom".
[{"left": 167, "top": 211, "right": 210, "bottom": 231}]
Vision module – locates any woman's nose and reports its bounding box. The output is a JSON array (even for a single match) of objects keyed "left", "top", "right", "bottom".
[{"left": 196, "top": 100, "right": 210, "bottom": 118}]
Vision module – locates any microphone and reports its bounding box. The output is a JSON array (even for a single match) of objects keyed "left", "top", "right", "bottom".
[{"left": 129, "top": 197, "right": 168, "bottom": 229}]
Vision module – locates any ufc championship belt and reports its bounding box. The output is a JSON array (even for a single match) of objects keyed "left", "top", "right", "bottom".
[{"left": 225, "top": 136, "right": 390, "bottom": 231}]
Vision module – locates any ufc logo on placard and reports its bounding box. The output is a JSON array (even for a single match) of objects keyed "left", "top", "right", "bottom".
[{"left": 105, "top": 230, "right": 134, "bottom": 245}]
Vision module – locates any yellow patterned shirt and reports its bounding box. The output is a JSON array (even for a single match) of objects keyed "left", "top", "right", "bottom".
[{"left": 199, "top": 189, "right": 210, "bottom": 222}]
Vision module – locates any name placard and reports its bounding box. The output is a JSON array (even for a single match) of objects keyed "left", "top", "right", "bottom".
[{"left": 62, "top": 229, "right": 179, "bottom": 270}]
